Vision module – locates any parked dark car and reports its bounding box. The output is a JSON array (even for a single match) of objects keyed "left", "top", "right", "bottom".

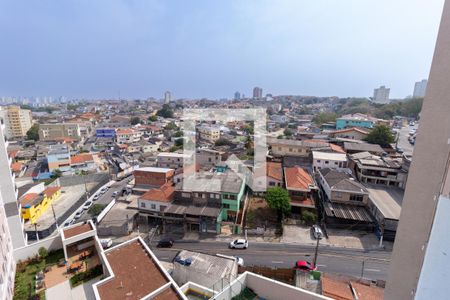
[{"left": 157, "top": 238, "right": 174, "bottom": 248}]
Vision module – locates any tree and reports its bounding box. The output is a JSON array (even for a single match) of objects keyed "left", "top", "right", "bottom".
[
  {"left": 88, "top": 204, "right": 106, "bottom": 216},
  {"left": 312, "top": 112, "right": 338, "bottom": 126},
  {"left": 365, "top": 125, "right": 395, "bottom": 147},
  {"left": 148, "top": 115, "right": 158, "bottom": 122},
  {"left": 51, "top": 169, "right": 62, "bottom": 179},
  {"left": 214, "top": 138, "right": 232, "bottom": 146},
  {"left": 130, "top": 117, "right": 141, "bottom": 125},
  {"left": 265, "top": 187, "right": 291, "bottom": 223},
  {"left": 165, "top": 122, "right": 178, "bottom": 130},
  {"left": 157, "top": 104, "right": 174, "bottom": 118},
  {"left": 301, "top": 210, "right": 317, "bottom": 225},
  {"left": 38, "top": 247, "right": 48, "bottom": 260},
  {"left": 174, "top": 138, "right": 184, "bottom": 147},
  {"left": 173, "top": 131, "right": 183, "bottom": 137},
  {"left": 26, "top": 124, "right": 39, "bottom": 141},
  {"left": 283, "top": 128, "right": 293, "bottom": 137}
]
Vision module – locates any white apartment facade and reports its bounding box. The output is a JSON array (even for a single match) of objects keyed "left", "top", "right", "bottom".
[
  {"left": 0, "top": 106, "right": 32, "bottom": 139},
  {"left": 413, "top": 79, "right": 428, "bottom": 98},
  {"left": 312, "top": 151, "right": 348, "bottom": 172},
  {"left": 0, "top": 194, "right": 16, "bottom": 300},
  {"left": 373, "top": 85, "right": 390, "bottom": 103},
  {"left": 157, "top": 152, "right": 193, "bottom": 169}
]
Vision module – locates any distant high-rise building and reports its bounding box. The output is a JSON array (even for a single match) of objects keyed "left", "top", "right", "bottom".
[
  {"left": 234, "top": 92, "right": 241, "bottom": 100},
  {"left": 164, "top": 91, "right": 172, "bottom": 104},
  {"left": 413, "top": 79, "right": 428, "bottom": 98},
  {"left": 373, "top": 85, "right": 390, "bottom": 103},
  {"left": 0, "top": 105, "right": 33, "bottom": 139},
  {"left": 253, "top": 87, "right": 263, "bottom": 99}
]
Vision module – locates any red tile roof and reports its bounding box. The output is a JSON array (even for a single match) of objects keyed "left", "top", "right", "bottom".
[
  {"left": 8, "top": 150, "right": 18, "bottom": 159},
  {"left": 11, "top": 162, "right": 23, "bottom": 172},
  {"left": 332, "top": 127, "right": 369, "bottom": 135},
  {"left": 44, "top": 186, "right": 60, "bottom": 198},
  {"left": 350, "top": 281, "right": 384, "bottom": 300},
  {"left": 19, "top": 193, "right": 39, "bottom": 207},
  {"left": 330, "top": 143, "right": 346, "bottom": 154},
  {"left": 321, "top": 276, "right": 353, "bottom": 300},
  {"left": 63, "top": 223, "right": 94, "bottom": 239},
  {"left": 267, "top": 162, "right": 283, "bottom": 181},
  {"left": 284, "top": 166, "right": 314, "bottom": 191},
  {"left": 140, "top": 183, "right": 175, "bottom": 203},
  {"left": 117, "top": 128, "right": 134, "bottom": 135},
  {"left": 71, "top": 153, "right": 94, "bottom": 164}
]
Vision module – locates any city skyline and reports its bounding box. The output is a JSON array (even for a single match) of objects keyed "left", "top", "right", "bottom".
[{"left": 0, "top": 0, "right": 444, "bottom": 99}]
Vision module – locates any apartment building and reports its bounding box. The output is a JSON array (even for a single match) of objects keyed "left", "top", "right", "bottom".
[
  {"left": 39, "top": 123, "right": 82, "bottom": 141},
  {"left": 335, "top": 113, "right": 376, "bottom": 130},
  {"left": 195, "top": 148, "right": 223, "bottom": 168},
  {"left": 197, "top": 124, "right": 221, "bottom": 142},
  {"left": 116, "top": 128, "right": 141, "bottom": 144},
  {"left": 0, "top": 122, "right": 27, "bottom": 249},
  {"left": 0, "top": 105, "right": 32, "bottom": 139},
  {"left": 268, "top": 137, "right": 329, "bottom": 158},
  {"left": 312, "top": 151, "right": 348, "bottom": 172},
  {"left": 0, "top": 193, "right": 16, "bottom": 300}
]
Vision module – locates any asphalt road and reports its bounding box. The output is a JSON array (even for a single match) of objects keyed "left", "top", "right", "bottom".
[
  {"left": 396, "top": 124, "right": 418, "bottom": 156},
  {"left": 151, "top": 240, "right": 391, "bottom": 281},
  {"left": 77, "top": 179, "right": 130, "bottom": 222}
]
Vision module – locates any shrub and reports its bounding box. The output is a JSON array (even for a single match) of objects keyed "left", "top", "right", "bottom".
[
  {"left": 301, "top": 210, "right": 317, "bottom": 225},
  {"left": 70, "top": 265, "right": 103, "bottom": 287},
  {"left": 38, "top": 247, "right": 48, "bottom": 260}
]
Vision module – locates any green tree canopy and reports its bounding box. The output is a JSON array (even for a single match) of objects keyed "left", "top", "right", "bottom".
[
  {"left": 265, "top": 187, "right": 291, "bottom": 222},
  {"left": 165, "top": 122, "right": 178, "bottom": 130},
  {"left": 26, "top": 124, "right": 39, "bottom": 141},
  {"left": 365, "top": 125, "right": 395, "bottom": 147},
  {"left": 312, "top": 112, "right": 338, "bottom": 126},
  {"left": 214, "top": 137, "right": 233, "bottom": 146},
  {"left": 148, "top": 115, "right": 158, "bottom": 122},
  {"left": 157, "top": 104, "right": 174, "bottom": 118},
  {"left": 130, "top": 116, "right": 141, "bottom": 125}
]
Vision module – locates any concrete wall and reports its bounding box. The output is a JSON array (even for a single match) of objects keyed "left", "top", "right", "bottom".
[
  {"left": 13, "top": 235, "right": 63, "bottom": 261},
  {"left": 386, "top": 1, "right": 450, "bottom": 298}
]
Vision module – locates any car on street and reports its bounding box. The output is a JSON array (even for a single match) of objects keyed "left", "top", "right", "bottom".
[
  {"left": 93, "top": 194, "right": 100, "bottom": 201},
  {"left": 229, "top": 239, "right": 248, "bottom": 249},
  {"left": 311, "top": 225, "right": 323, "bottom": 239},
  {"left": 112, "top": 191, "right": 118, "bottom": 197},
  {"left": 174, "top": 256, "right": 192, "bottom": 266},
  {"left": 64, "top": 219, "right": 75, "bottom": 227},
  {"left": 99, "top": 238, "right": 113, "bottom": 249},
  {"left": 74, "top": 210, "right": 83, "bottom": 219},
  {"left": 235, "top": 256, "right": 244, "bottom": 267},
  {"left": 294, "top": 261, "right": 317, "bottom": 271},
  {"left": 396, "top": 147, "right": 404, "bottom": 154},
  {"left": 100, "top": 187, "right": 109, "bottom": 194},
  {"left": 409, "top": 129, "right": 416, "bottom": 135},
  {"left": 157, "top": 238, "right": 174, "bottom": 248},
  {"left": 83, "top": 200, "right": 93, "bottom": 210}
]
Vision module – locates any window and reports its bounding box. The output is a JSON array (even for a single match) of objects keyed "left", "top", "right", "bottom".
[
  {"left": 335, "top": 192, "right": 342, "bottom": 198},
  {"left": 289, "top": 148, "right": 293, "bottom": 152},
  {"left": 350, "top": 195, "right": 364, "bottom": 202},
  {"left": 334, "top": 162, "right": 338, "bottom": 165},
  {"left": 325, "top": 161, "right": 329, "bottom": 164},
  {"left": 151, "top": 204, "right": 156, "bottom": 209},
  {"left": 215, "top": 194, "right": 220, "bottom": 199},
  {"left": 223, "top": 204, "right": 230, "bottom": 209},
  {"left": 269, "top": 181, "right": 275, "bottom": 186},
  {"left": 140, "top": 202, "right": 145, "bottom": 208},
  {"left": 182, "top": 192, "right": 191, "bottom": 198},
  {"left": 317, "top": 160, "right": 321, "bottom": 163}
]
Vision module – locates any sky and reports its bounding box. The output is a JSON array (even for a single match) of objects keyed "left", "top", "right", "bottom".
[{"left": 0, "top": 0, "right": 445, "bottom": 100}]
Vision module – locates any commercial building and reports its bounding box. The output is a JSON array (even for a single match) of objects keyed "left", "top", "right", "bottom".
[
  {"left": 38, "top": 123, "right": 82, "bottom": 141},
  {"left": 335, "top": 114, "right": 376, "bottom": 130},
  {"left": 95, "top": 128, "right": 116, "bottom": 138},
  {"left": 0, "top": 122, "right": 27, "bottom": 249},
  {"left": 0, "top": 105, "right": 32, "bottom": 139},
  {"left": 413, "top": 79, "right": 428, "bottom": 98},
  {"left": 386, "top": 4, "right": 450, "bottom": 296},
  {"left": 47, "top": 144, "right": 71, "bottom": 172},
  {"left": 373, "top": 85, "right": 390, "bottom": 103},
  {"left": 19, "top": 187, "right": 61, "bottom": 224}
]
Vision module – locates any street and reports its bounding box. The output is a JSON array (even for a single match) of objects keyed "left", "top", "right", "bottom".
[
  {"left": 396, "top": 123, "right": 418, "bottom": 156},
  {"left": 151, "top": 240, "right": 391, "bottom": 281}
]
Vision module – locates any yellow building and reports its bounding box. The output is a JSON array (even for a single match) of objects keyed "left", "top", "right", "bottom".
[
  {"left": 20, "top": 187, "right": 61, "bottom": 224},
  {"left": 0, "top": 105, "right": 33, "bottom": 139}
]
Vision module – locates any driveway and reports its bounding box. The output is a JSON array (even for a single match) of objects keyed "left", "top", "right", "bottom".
[{"left": 46, "top": 277, "right": 100, "bottom": 300}]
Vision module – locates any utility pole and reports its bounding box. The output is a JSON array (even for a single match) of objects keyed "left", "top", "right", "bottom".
[
  {"left": 379, "top": 223, "right": 385, "bottom": 248},
  {"left": 360, "top": 259, "right": 365, "bottom": 279},
  {"left": 313, "top": 236, "right": 320, "bottom": 266},
  {"left": 34, "top": 223, "right": 39, "bottom": 241},
  {"left": 51, "top": 203, "right": 58, "bottom": 229}
]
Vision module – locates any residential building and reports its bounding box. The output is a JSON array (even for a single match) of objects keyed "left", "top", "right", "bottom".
[
  {"left": 95, "top": 128, "right": 116, "bottom": 138},
  {"left": 38, "top": 123, "right": 82, "bottom": 141},
  {"left": 335, "top": 113, "right": 375, "bottom": 130},
  {"left": 312, "top": 151, "right": 348, "bottom": 172},
  {"left": 47, "top": 144, "right": 71, "bottom": 172},
  {"left": 343, "top": 142, "right": 385, "bottom": 155},
  {"left": 197, "top": 125, "right": 221, "bottom": 142},
  {"left": 267, "top": 162, "right": 283, "bottom": 188},
  {"left": 270, "top": 114, "right": 288, "bottom": 124},
  {"left": 133, "top": 167, "right": 174, "bottom": 193},
  {"left": 157, "top": 152, "right": 192, "bottom": 169},
  {"left": 253, "top": 86, "right": 263, "bottom": 99},
  {"left": 164, "top": 91, "right": 172, "bottom": 103},
  {"left": 385, "top": 15, "right": 450, "bottom": 295},
  {"left": 0, "top": 122, "right": 27, "bottom": 249},
  {"left": 349, "top": 152, "right": 408, "bottom": 188},
  {"left": 0, "top": 192, "right": 16, "bottom": 300},
  {"left": 413, "top": 79, "right": 428, "bottom": 98},
  {"left": 317, "top": 168, "right": 373, "bottom": 230},
  {"left": 195, "top": 148, "right": 223, "bottom": 168},
  {"left": 70, "top": 153, "right": 95, "bottom": 171},
  {"left": 268, "top": 137, "right": 329, "bottom": 158},
  {"left": 138, "top": 183, "right": 174, "bottom": 216},
  {"left": 19, "top": 187, "right": 61, "bottom": 224},
  {"left": 116, "top": 128, "right": 141, "bottom": 144},
  {"left": 373, "top": 85, "right": 390, "bottom": 103},
  {"left": 234, "top": 91, "right": 241, "bottom": 100},
  {"left": 284, "top": 166, "right": 317, "bottom": 216},
  {"left": 328, "top": 127, "right": 369, "bottom": 141},
  {"left": 0, "top": 105, "right": 32, "bottom": 139}
]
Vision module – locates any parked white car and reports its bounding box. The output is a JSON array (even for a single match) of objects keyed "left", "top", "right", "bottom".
[
  {"left": 83, "top": 200, "right": 93, "bottom": 210},
  {"left": 99, "top": 238, "right": 113, "bottom": 249},
  {"left": 229, "top": 239, "right": 248, "bottom": 249},
  {"left": 74, "top": 210, "right": 83, "bottom": 219},
  {"left": 93, "top": 194, "right": 100, "bottom": 201},
  {"left": 112, "top": 191, "right": 118, "bottom": 197},
  {"left": 311, "top": 224, "right": 323, "bottom": 239}
]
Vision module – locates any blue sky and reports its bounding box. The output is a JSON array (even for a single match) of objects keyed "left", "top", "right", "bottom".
[{"left": 0, "top": 0, "right": 444, "bottom": 99}]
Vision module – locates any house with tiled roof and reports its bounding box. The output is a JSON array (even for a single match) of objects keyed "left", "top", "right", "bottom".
[
  {"left": 284, "top": 166, "right": 317, "bottom": 216},
  {"left": 138, "top": 183, "right": 175, "bottom": 216},
  {"left": 70, "top": 153, "right": 95, "bottom": 171},
  {"left": 267, "top": 162, "right": 283, "bottom": 187},
  {"left": 19, "top": 186, "right": 61, "bottom": 224},
  {"left": 328, "top": 127, "right": 369, "bottom": 141}
]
